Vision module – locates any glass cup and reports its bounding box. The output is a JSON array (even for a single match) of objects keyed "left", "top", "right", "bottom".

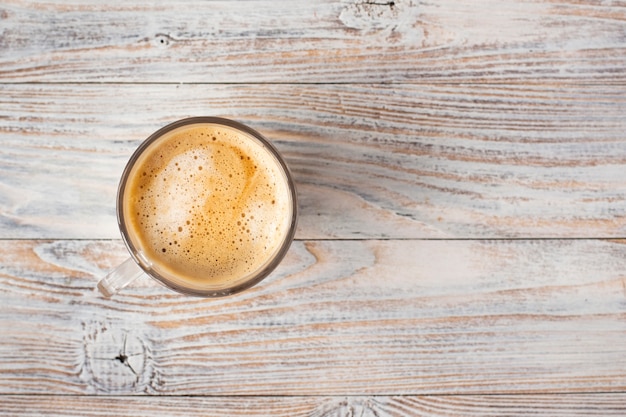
[{"left": 98, "top": 117, "right": 297, "bottom": 297}]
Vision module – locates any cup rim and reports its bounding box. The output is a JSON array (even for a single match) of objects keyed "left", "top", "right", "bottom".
[{"left": 116, "top": 117, "right": 298, "bottom": 297}]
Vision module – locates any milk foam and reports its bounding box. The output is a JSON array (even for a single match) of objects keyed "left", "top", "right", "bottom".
[{"left": 123, "top": 123, "right": 292, "bottom": 288}]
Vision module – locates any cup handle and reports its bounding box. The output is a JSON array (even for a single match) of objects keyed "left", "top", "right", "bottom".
[{"left": 98, "top": 257, "right": 145, "bottom": 297}]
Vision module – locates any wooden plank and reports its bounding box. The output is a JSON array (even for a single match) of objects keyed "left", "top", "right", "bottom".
[
  {"left": 1, "top": 239, "right": 625, "bottom": 395},
  {"left": 1, "top": 0, "right": 625, "bottom": 83},
  {"left": 1, "top": 394, "right": 626, "bottom": 416},
  {"left": 0, "top": 83, "right": 624, "bottom": 239}
]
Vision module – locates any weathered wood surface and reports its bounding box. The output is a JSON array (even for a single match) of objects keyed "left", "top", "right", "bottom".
[
  {"left": 1, "top": 83, "right": 624, "bottom": 240},
  {"left": 1, "top": 239, "right": 625, "bottom": 395},
  {"left": 2, "top": 0, "right": 625, "bottom": 414},
  {"left": 1, "top": 0, "right": 626, "bottom": 83},
  {"left": 2, "top": 394, "right": 626, "bottom": 417}
]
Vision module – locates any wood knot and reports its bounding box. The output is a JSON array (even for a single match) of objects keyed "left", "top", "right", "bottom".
[
  {"left": 155, "top": 33, "right": 176, "bottom": 46},
  {"left": 338, "top": 0, "right": 424, "bottom": 46},
  {"left": 339, "top": 0, "right": 416, "bottom": 31},
  {"left": 82, "top": 320, "right": 153, "bottom": 393},
  {"left": 313, "top": 397, "right": 382, "bottom": 417}
]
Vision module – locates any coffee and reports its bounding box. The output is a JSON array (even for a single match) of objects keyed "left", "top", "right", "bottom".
[{"left": 120, "top": 121, "right": 295, "bottom": 294}]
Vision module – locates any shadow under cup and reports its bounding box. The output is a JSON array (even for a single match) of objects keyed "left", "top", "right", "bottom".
[{"left": 99, "top": 117, "right": 298, "bottom": 297}]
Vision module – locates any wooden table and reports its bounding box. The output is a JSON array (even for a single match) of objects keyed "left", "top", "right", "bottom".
[{"left": 1, "top": 1, "right": 625, "bottom": 415}]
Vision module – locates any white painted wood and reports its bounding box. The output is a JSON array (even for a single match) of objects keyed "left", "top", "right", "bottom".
[
  {"left": 1, "top": 0, "right": 625, "bottom": 412},
  {"left": 1, "top": 83, "right": 624, "bottom": 240},
  {"left": 1, "top": 394, "right": 626, "bottom": 416},
  {"left": 0, "top": 0, "right": 625, "bottom": 83},
  {"left": 0, "top": 239, "right": 625, "bottom": 395}
]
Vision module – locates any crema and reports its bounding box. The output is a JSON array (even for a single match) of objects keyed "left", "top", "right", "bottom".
[{"left": 122, "top": 122, "right": 293, "bottom": 292}]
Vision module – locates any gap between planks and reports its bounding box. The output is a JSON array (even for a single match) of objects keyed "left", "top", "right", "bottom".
[{"left": 2, "top": 81, "right": 626, "bottom": 86}]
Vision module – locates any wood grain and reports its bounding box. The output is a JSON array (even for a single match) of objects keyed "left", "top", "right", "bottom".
[
  {"left": 1, "top": 238, "right": 625, "bottom": 395},
  {"left": 1, "top": 83, "right": 624, "bottom": 240},
  {"left": 2, "top": 0, "right": 625, "bottom": 413},
  {"left": 1, "top": 394, "right": 626, "bottom": 416},
  {"left": 1, "top": 0, "right": 625, "bottom": 83}
]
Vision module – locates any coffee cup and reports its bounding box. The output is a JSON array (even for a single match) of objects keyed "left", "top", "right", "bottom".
[{"left": 98, "top": 117, "right": 297, "bottom": 297}]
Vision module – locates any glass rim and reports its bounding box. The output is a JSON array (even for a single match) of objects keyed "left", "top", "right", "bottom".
[{"left": 116, "top": 116, "right": 298, "bottom": 297}]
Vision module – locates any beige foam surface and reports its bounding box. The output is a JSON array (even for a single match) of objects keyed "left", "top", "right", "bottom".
[{"left": 123, "top": 123, "right": 292, "bottom": 288}]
